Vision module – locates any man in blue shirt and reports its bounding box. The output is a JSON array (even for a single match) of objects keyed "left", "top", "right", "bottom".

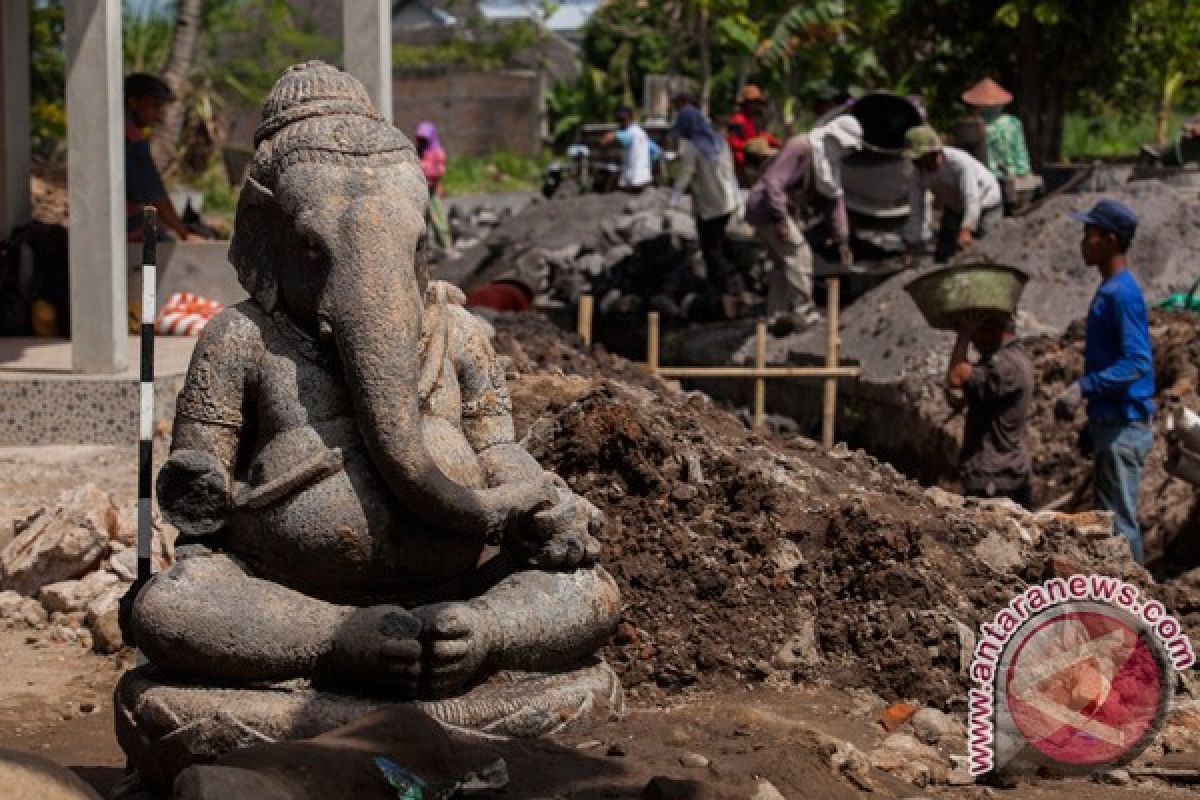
[
  {"left": 1055, "top": 199, "right": 1155, "bottom": 563},
  {"left": 124, "top": 73, "right": 194, "bottom": 242}
]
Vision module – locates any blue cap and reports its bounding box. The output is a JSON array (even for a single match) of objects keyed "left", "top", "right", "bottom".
[{"left": 1068, "top": 198, "right": 1138, "bottom": 247}]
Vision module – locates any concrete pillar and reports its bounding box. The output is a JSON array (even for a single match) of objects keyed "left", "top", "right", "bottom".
[
  {"left": 66, "top": 0, "right": 127, "bottom": 373},
  {"left": 343, "top": 0, "right": 393, "bottom": 122},
  {"left": 0, "top": 1, "right": 31, "bottom": 235}
]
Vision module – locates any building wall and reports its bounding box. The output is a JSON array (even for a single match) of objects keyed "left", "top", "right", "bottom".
[{"left": 392, "top": 67, "right": 542, "bottom": 156}]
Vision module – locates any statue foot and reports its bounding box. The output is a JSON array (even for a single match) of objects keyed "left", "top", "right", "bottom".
[
  {"left": 411, "top": 602, "right": 492, "bottom": 697},
  {"left": 329, "top": 606, "right": 423, "bottom": 695}
]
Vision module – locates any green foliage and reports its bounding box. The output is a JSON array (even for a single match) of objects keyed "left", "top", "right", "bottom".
[
  {"left": 546, "top": 68, "right": 621, "bottom": 143},
  {"left": 124, "top": 2, "right": 172, "bottom": 74},
  {"left": 1061, "top": 110, "right": 1188, "bottom": 158},
  {"left": 29, "top": 2, "right": 65, "bottom": 161},
  {"left": 200, "top": 0, "right": 337, "bottom": 106},
  {"left": 190, "top": 160, "right": 239, "bottom": 213},
  {"left": 440, "top": 151, "right": 549, "bottom": 196},
  {"left": 393, "top": 21, "right": 542, "bottom": 70}
]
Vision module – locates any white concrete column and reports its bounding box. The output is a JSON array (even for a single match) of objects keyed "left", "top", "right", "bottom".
[
  {"left": 343, "top": 0, "right": 393, "bottom": 123},
  {"left": 0, "top": 1, "right": 31, "bottom": 235},
  {"left": 66, "top": 0, "right": 127, "bottom": 373}
]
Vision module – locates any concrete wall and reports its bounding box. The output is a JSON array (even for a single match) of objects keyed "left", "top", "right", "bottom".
[{"left": 392, "top": 67, "right": 542, "bottom": 156}]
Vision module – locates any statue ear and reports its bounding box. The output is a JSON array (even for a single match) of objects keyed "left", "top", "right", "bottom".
[{"left": 229, "top": 176, "right": 282, "bottom": 313}]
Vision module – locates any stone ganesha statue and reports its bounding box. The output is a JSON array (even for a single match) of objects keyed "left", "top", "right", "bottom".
[{"left": 119, "top": 62, "right": 620, "bottom": 782}]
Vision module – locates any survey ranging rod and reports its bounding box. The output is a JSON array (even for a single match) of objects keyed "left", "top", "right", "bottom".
[{"left": 138, "top": 207, "right": 157, "bottom": 585}]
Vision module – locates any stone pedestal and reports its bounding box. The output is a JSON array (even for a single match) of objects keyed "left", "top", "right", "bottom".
[{"left": 115, "top": 660, "right": 623, "bottom": 789}]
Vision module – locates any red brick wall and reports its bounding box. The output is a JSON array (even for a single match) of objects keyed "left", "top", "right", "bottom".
[{"left": 392, "top": 67, "right": 542, "bottom": 156}]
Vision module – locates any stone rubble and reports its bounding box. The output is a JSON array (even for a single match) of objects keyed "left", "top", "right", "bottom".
[{"left": 0, "top": 484, "right": 175, "bottom": 653}]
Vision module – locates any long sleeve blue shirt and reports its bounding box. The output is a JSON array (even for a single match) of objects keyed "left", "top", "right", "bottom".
[{"left": 1081, "top": 269, "right": 1155, "bottom": 422}]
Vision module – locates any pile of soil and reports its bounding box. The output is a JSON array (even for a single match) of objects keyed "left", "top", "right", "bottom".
[{"left": 491, "top": 314, "right": 1198, "bottom": 709}]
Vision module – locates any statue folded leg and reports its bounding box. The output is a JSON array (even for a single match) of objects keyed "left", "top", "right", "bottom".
[{"left": 130, "top": 552, "right": 620, "bottom": 697}]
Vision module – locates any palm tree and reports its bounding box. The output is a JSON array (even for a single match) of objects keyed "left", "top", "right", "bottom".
[{"left": 152, "top": 0, "right": 204, "bottom": 171}]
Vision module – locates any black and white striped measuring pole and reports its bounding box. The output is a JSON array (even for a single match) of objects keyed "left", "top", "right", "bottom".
[{"left": 138, "top": 207, "right": 157, "bottom": 585}]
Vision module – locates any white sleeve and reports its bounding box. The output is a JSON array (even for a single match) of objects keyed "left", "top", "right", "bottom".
[{"left": 958, "top": 155, "right": 983, "bottom": 231}]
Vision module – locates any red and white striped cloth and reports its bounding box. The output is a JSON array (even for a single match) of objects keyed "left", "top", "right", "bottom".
[{"left": 155, "top": 292, "right": 223, "bottom": 336}]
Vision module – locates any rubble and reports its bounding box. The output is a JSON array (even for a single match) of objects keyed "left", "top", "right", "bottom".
[
  {"left": 439, "top": 190, "right": 753, "bottom": 328},
  {"left": 0, "top": 484, "right": 175, "bottom": 653},
  {"left": 0, "top": 486, "right": 119, "bottom": 595}
]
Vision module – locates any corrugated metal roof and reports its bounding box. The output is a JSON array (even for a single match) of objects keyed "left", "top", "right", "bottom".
[{"left": 477, "top": 0, "right": 598, "bottom": 32}]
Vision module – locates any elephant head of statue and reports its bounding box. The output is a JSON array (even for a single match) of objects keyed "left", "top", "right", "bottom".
[{"left": 227, "top": 61, "right": 525, "bottom": 534}]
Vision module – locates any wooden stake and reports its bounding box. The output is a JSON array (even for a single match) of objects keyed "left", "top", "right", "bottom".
[
  {"left": 576, "top": 293, "right": 593, "bottom": 348},
  {"left": 753, "top": 319, "right": 767, "bottom": 430},
  {"left": 654, "top": 366, "right": 859, "bottom": 378},
  {"left": 822, "top": 277, "right": 840, "bottom": 449},
  {"left": 646, "top": 311, "right": 660, "bottom": 372}
]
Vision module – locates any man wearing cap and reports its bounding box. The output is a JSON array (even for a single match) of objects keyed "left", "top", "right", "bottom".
[
  {"left": 727, "top": 84, "right": 780, "bottom": 186},
  {"left": 945, "top": 313, "right": 1034, "bottom": 507},
  {"left": 962, "top": 78, "right": 1031, "bottom": 180},
  {"left": 124, "top": 73, "right": 195, "bottom": 242},
  {"left": 744, "top": 116, "right": 864, "bottom": 331},
  {"left": 1055, "top": 199, "right": 1154, "bottom": 563},
  {"left": 902, "top": 125, "right": 1002, "bottom": 266}
]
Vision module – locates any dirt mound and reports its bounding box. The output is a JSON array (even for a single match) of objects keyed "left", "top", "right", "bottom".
[{"left": 492, "top": 315, "right": 1196, "bottom": 709}]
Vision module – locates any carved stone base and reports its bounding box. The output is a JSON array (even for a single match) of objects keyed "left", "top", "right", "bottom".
[{"left": 115, "top": 659, "right": 623, "bottom": 789}]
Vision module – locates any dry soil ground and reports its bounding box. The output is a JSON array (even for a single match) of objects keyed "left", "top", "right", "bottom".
[{"left": 3, "top": 629, "right": 1200, "bottom": 799}]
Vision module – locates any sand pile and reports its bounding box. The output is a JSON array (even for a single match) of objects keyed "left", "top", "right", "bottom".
[{"left": 773, "top": 181, "right": 1200, "bottom": 385}]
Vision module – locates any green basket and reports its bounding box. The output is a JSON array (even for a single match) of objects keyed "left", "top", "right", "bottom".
[{"left": 904, "top": 262, "right": 1030, "bottom": 331}]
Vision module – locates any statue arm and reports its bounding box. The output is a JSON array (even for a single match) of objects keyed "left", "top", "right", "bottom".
[
  {"left": 158, "top": 309, "right": 259, "bottom": 536},
  {"left": 453, "top": 309, "right": 544, "bottom": 486}
]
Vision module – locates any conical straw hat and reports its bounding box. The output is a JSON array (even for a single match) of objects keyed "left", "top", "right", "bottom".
[{"left": 962, "top": 77, "right": 1013, "bottom": 107}]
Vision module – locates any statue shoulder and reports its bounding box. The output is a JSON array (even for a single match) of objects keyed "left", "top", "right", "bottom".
[{"left": 187, "top": 302, "right": 269, "bottom": 367}]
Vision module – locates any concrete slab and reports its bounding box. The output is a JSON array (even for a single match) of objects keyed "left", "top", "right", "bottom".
[
  {"left": 0, "top": 336, "right": 195, "bottom": 379},
  {"left": 0, "top": 336, "right": 195, "bottom": 445}
]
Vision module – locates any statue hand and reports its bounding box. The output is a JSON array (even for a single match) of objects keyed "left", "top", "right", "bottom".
[
  {"left": 411, "top": 602, "right": 492, "bottom": 697},
  {"left": 329, "top": 606, "right": 422, "bottom": 695},
  {"left": 157, "top": 449, "right": 232, "bottom": 536},
  {"left": 510, "top": 479, "right": 604, "bottom": 569}
]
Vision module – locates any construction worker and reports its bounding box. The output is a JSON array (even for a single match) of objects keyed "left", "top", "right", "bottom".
[
  {"left": 961, "top": 78, "right": 1032, "bottom": 180},
  {"left": 902, "top": 125, "right": 1002, "bottom": 266},
  {"left": 727, "top": 84, "right": 781, "bottom": 186},
  {"left": 124, "top": 73, "right": 197, "bottom": 242},
  {"left": 946, "top": 313, "right": 1034, "bottom": 507},
  {"left": 670, "top": 101, "right": 740, "bottom": 304},
  {"left": 415, "top": 121, "right": 451, "bottom": 253},
  {"left": 1055, "top": 199, "right": 1154, "bottom": 563},
  {"left": 601, "top": 106, "right": 659, "bottom": 192},
  {"left": 744, "top": 116, "right": 864, "bottom": 332}
]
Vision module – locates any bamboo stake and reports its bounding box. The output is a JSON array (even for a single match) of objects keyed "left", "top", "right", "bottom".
[
  {"left": 576, "top": 293, "right": 594, "bottom": 347},
  {"left": 822, "top": 277, "right": 841, "bottom": 449},
  {"left": 646, "top": 311, "right": 660, "bottom": 372},
  {"left": 753, "top": 319, "right": 767, "bottom": 430}
]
